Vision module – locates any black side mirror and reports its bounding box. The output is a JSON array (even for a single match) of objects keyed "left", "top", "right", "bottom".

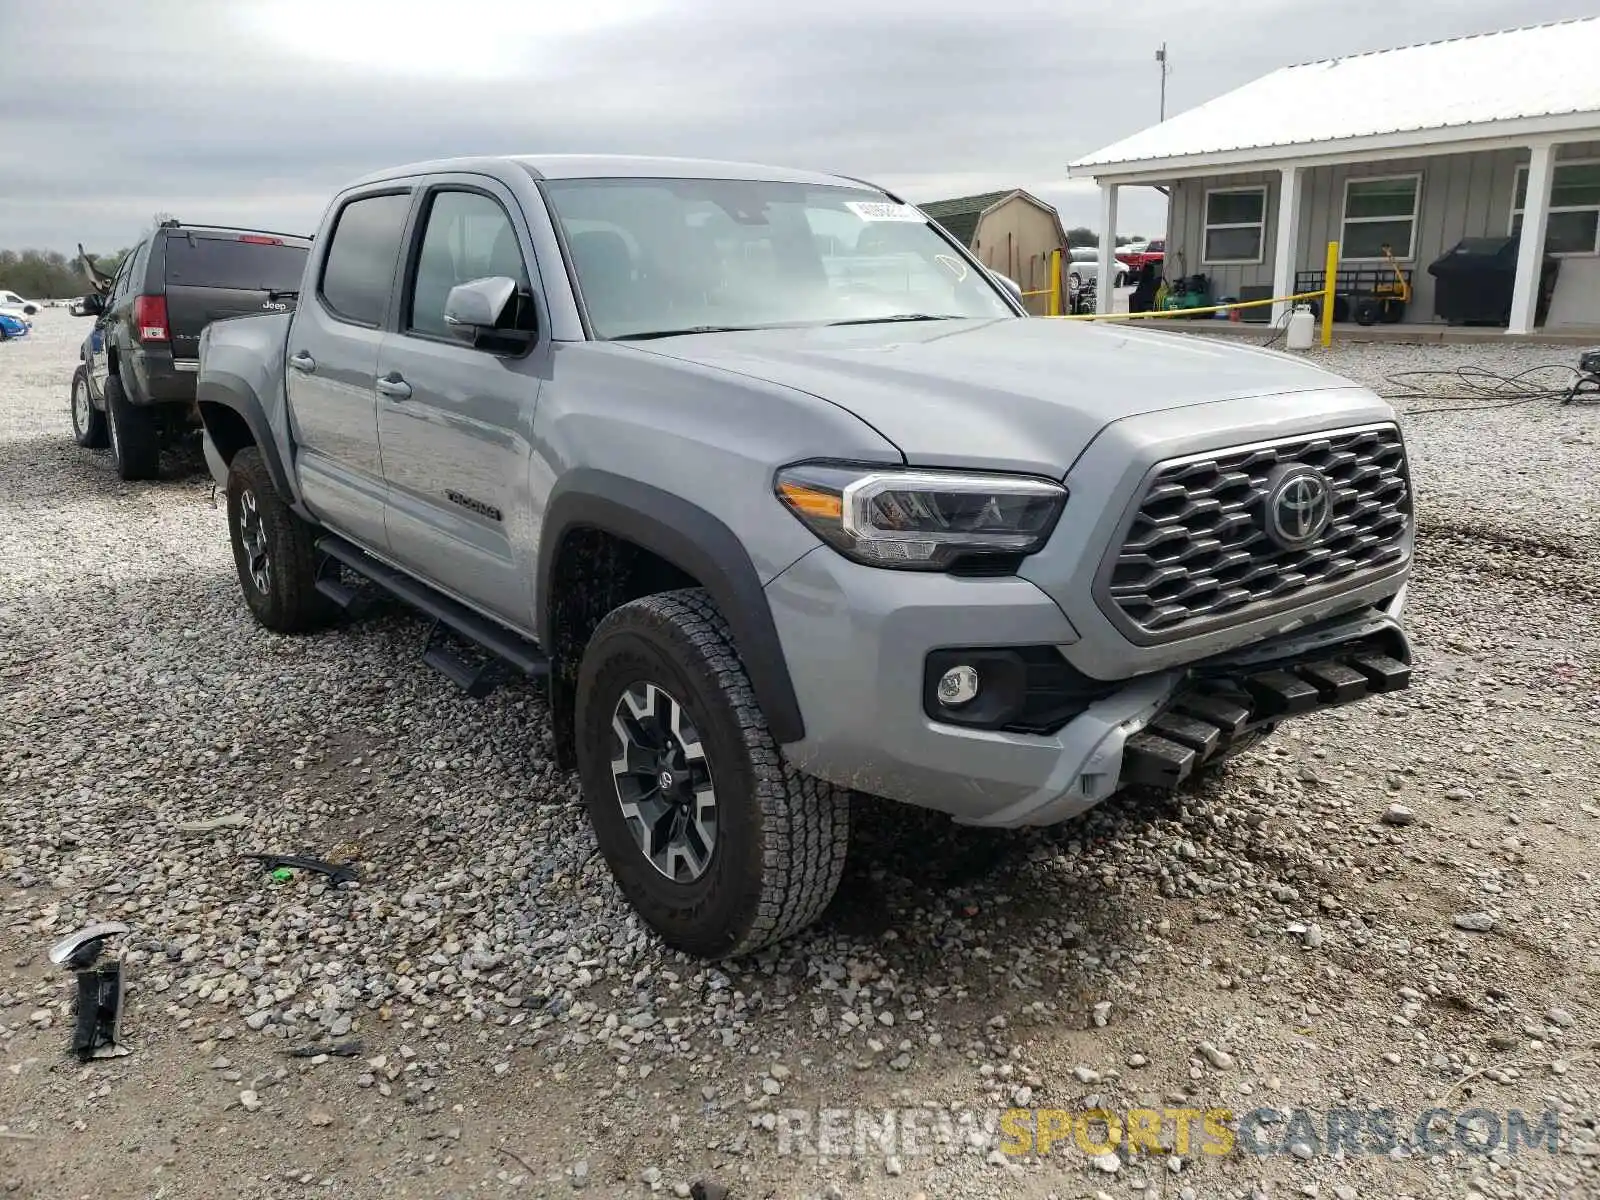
[
  {"left": 444, "top": 276, "right": 533, "bottom": 349},
  {"left": 80, "top": 293, "right": 105, "bottom": 316}
]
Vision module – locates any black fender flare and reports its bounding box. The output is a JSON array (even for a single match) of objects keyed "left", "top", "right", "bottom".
[
  {"left": 195, "top": 371, "right": 299, "bottom": 505},
  {"left": 537, "top": 469, "right": 805, "bottom": 745}
]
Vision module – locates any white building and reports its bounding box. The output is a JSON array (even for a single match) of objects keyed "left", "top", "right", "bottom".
[{"left": 1070, "top": 18, "right": 1600, "bottom": 334}]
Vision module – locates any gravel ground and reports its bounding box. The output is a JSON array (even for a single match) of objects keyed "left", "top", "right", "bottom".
[{"left": 2, "top": 310, "right": 1598, "bottom": 1200}]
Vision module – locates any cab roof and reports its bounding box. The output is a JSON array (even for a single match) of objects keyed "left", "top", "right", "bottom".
[{"left": 345, "top": 154, "right": 884, "bottom": 192}]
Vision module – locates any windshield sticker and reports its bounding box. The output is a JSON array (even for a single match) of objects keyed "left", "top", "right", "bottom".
[
  {"left": 846, "top": 201, "right": 927, "bottom": 223},
  {"left": 934, "top": 254, "right": 968, "bottom": 281}
]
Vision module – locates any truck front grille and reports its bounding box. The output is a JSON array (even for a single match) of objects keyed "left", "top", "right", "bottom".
[{"left": 1098, "top": 424, "right": 1411, "bottom": 643}]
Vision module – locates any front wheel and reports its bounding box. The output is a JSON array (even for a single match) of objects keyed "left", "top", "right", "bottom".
[
  {"left": 576, "top": 589, "right": 849, "bottom": 958},
  {"left": 70, "top": 367, "right": 108, "bottom": 448},
  {"left": 225, "top": 447, "right": 335, "bottom": 633}
]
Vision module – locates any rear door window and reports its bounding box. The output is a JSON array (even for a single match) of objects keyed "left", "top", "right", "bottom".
[
  {"left": 164, "top": 237, "right": 307, "bottom": 293},
  {"left": 319, "top": 193, "right": 413, "bottom": 327}
]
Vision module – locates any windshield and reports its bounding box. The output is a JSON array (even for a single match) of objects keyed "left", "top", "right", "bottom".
[{"left": 542, "top": 177, "right": 1016, "bottom": 339}]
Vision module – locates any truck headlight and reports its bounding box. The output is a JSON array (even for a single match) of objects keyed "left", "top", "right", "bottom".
[{"left": 775, "top": 464, "right": 1067, "bottom": 571}]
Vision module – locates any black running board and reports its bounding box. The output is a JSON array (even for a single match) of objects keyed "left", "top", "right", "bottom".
[
  {"left": 315, "top": 534, "right": 548, "bottom": 697},
  {"left": 1120, "top": 641, "right": 1411, "bottom": 789}
]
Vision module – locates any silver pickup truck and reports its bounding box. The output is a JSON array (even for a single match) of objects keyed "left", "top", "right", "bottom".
[{"left": 197, "top": 155, "right": 1414, "bottom": 958}]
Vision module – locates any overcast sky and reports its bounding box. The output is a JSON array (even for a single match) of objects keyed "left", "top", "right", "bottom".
[{"left": 2, "top": 0, "right": 1594, "bottom": 253}]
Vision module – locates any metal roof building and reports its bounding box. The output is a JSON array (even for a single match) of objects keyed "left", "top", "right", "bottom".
[{"left": 1069, "top": 18, "right": 1600, "bottom": 332}]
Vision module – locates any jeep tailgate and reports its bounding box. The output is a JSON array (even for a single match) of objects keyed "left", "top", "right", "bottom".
[{"left": 162, "top": 233, "right": 309, "bottom": 362}]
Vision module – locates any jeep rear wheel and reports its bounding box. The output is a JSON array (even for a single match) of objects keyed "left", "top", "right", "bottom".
[
  {"left": 70, "top": 367, "right": 108, "bottom": 449},
  {"left": 104, "top": 375, "right": 161, "bottom": 480},
  {"left": 225, "top": 447, "right": 334, "bottom": 633},
  {"left": 576, "top": 589, "right": 848, "bottom": 959}
]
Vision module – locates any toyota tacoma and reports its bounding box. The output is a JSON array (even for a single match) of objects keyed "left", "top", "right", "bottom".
[{"left": 196, "top": 156, "right": 1414, "bottom": 958}]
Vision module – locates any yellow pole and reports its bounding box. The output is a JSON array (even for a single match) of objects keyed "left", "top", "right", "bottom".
[
  {"left": 1049, "top": 248, "right": 1062, "bottom": 317},
  {"left": 1320, "top": 241, "right": 1338, "bottom": 348}
]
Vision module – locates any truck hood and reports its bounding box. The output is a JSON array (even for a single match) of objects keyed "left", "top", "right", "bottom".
[{"left": 628, "top": 318, "right": 1367, "bottom": 475}]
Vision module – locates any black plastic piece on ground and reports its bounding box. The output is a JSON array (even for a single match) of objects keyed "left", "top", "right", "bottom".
[
  {"left": 1351, "top": 653, "right": 1411, "bottom": 692},
  {"left": 1149, "top": 712, "right": 1222, "bottom": 758},
  {"left": 242, "top": 852, "right": 359, "bottom": 884},
  {"left": 1298, "top": 660, "right": 1370, "bottom": 703},
  {"left": 1244, "top": 670, "right": 1322, "bottom": 716},
  {"left": 1122, "top": 732, "right": 1197, "bottom": 787},
  {"left": 71, "top": 962, "right": 123, "bottom": 1062},
  {"left": 316, "top": 534, "right": 549, "bottom": 682},
  {"left": 1173, "top": 692, "right": 1250, "bottom": 735}
]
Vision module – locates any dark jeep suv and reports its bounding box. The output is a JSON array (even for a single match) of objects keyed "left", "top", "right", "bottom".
[{"left": 71, "top": 220, "right": 310, "bottom": 479}]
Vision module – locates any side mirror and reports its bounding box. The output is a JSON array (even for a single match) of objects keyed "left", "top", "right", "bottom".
[
  {"left": 991, "top": 272, "right": 1024, "bottom": 305},
  {"left": 79, "top": 293, "right": 105, "bottom": 316},
  {"left": 444, "top": 276, "right": 529, "bottom": 348}
]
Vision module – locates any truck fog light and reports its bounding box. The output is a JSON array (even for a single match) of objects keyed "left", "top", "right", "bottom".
[{"left": 936, "top": 665, "right": 980, "bottom": 707}]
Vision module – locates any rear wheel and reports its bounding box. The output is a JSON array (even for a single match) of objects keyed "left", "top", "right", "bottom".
[
  {"left": 576, "top": 589, "right": 849, "bottom": 958},
  {"left": 104, "top": 375, "right": 161, "bottom": 480},
  {"left": 226, "top": 447, "right": 335, "bottom": 633},
  {"left": 70, "top": 367, "right": 108, "bottom": 448}
]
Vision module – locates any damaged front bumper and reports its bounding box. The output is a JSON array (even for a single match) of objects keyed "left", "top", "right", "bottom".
[
  {"left": 953, "top": 595, "right": 1411, "bottom": 829},
  {"left": 768, "top": 536, "right": 1411, "bottom": 829},
  {"left": 1119, "top": 625, "right": 1410, "bottom": 789}
]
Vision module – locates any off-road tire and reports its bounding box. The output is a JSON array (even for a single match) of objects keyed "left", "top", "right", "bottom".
[
  {"left": 576, "top": 589, "right": 849, "bottom": 959},
  {"left": 70, "top": 367, "right": 108, "bottom": 448},
  {"left": 104, "top": 374, "right": 161, "bottom": 480},
  {"left": 225, "top": 447, "right": 334, "bottom": 633}
]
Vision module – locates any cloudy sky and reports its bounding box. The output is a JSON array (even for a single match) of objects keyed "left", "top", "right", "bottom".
[{"left": 2, "top": 0, "right": 1594, "bottom": 254}]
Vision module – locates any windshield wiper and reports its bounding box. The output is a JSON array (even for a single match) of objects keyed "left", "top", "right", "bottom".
[
  {"left": 824, "top": 313, "right": 963, "bottom": 327},
  {"left": 613, "top": 325, "right": 763, "bottom": 341}
]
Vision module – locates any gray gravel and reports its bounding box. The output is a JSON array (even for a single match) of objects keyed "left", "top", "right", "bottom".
[{"left": 2, "top": 311, "right": 1598, "bottom": 1199}]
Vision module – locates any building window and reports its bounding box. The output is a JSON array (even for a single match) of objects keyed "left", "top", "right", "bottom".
[
  {"left": 1202, "top": 187, "right": 1266, "bottom": 263},
  {"left": 1511, "top": 161, "right": 1600, "bottom": 255},
  {"left": 1341, "top": 176, "right": 1420, "bottom": 261}
]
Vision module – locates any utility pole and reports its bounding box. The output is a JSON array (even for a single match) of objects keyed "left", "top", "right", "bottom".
[{"left": 1156, "top": 43, "right": 1169, "bottom": 121}]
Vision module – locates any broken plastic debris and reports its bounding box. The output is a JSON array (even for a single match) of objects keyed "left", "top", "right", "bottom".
[
  {"left": 242, "top": 853, "right": 360, "bottom": 885},
  {"left": 50, "top": 923, "right": 132, "bottom": 1062}
]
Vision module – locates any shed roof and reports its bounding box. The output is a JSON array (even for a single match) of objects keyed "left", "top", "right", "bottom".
[
  {"left": 917, "top": 190, "right": 1016, "bottom": 246},
  {"left": 1072, "top": 17, "right": 1600, "bottom": 177}
]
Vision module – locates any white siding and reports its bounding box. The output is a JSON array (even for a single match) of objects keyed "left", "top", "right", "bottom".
[{"left": 1165, "top": 142, "right": 1600, "bottom": 322}]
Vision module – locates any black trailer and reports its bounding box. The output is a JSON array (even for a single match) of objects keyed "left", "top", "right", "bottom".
[{"left": 1294, "top": 263, "right": 1413, "bottom": 326}]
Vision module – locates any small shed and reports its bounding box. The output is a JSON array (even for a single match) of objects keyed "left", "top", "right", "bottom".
[
  {"left": 1069, "top": 18, "right": 1600, "bottom": 333},
  {"left": 920, "top": 189, "right": 1069, "bottom": 313}
]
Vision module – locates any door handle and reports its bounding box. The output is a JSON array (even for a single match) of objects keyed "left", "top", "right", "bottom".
[
  {"left": 288, "top": 351, "right": 316, "bottom": 373},
  {"left": 376, "top": 374, "right": 412, "bottom": 401}
]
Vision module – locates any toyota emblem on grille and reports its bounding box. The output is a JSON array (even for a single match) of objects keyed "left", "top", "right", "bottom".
[{"left": 1264, "top": 465, "right": 1333, "bottom": 548}]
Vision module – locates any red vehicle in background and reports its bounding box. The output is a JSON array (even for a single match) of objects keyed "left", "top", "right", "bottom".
[{"left": 1116, "top": 238, "right": 1165, "bottom": 273}]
